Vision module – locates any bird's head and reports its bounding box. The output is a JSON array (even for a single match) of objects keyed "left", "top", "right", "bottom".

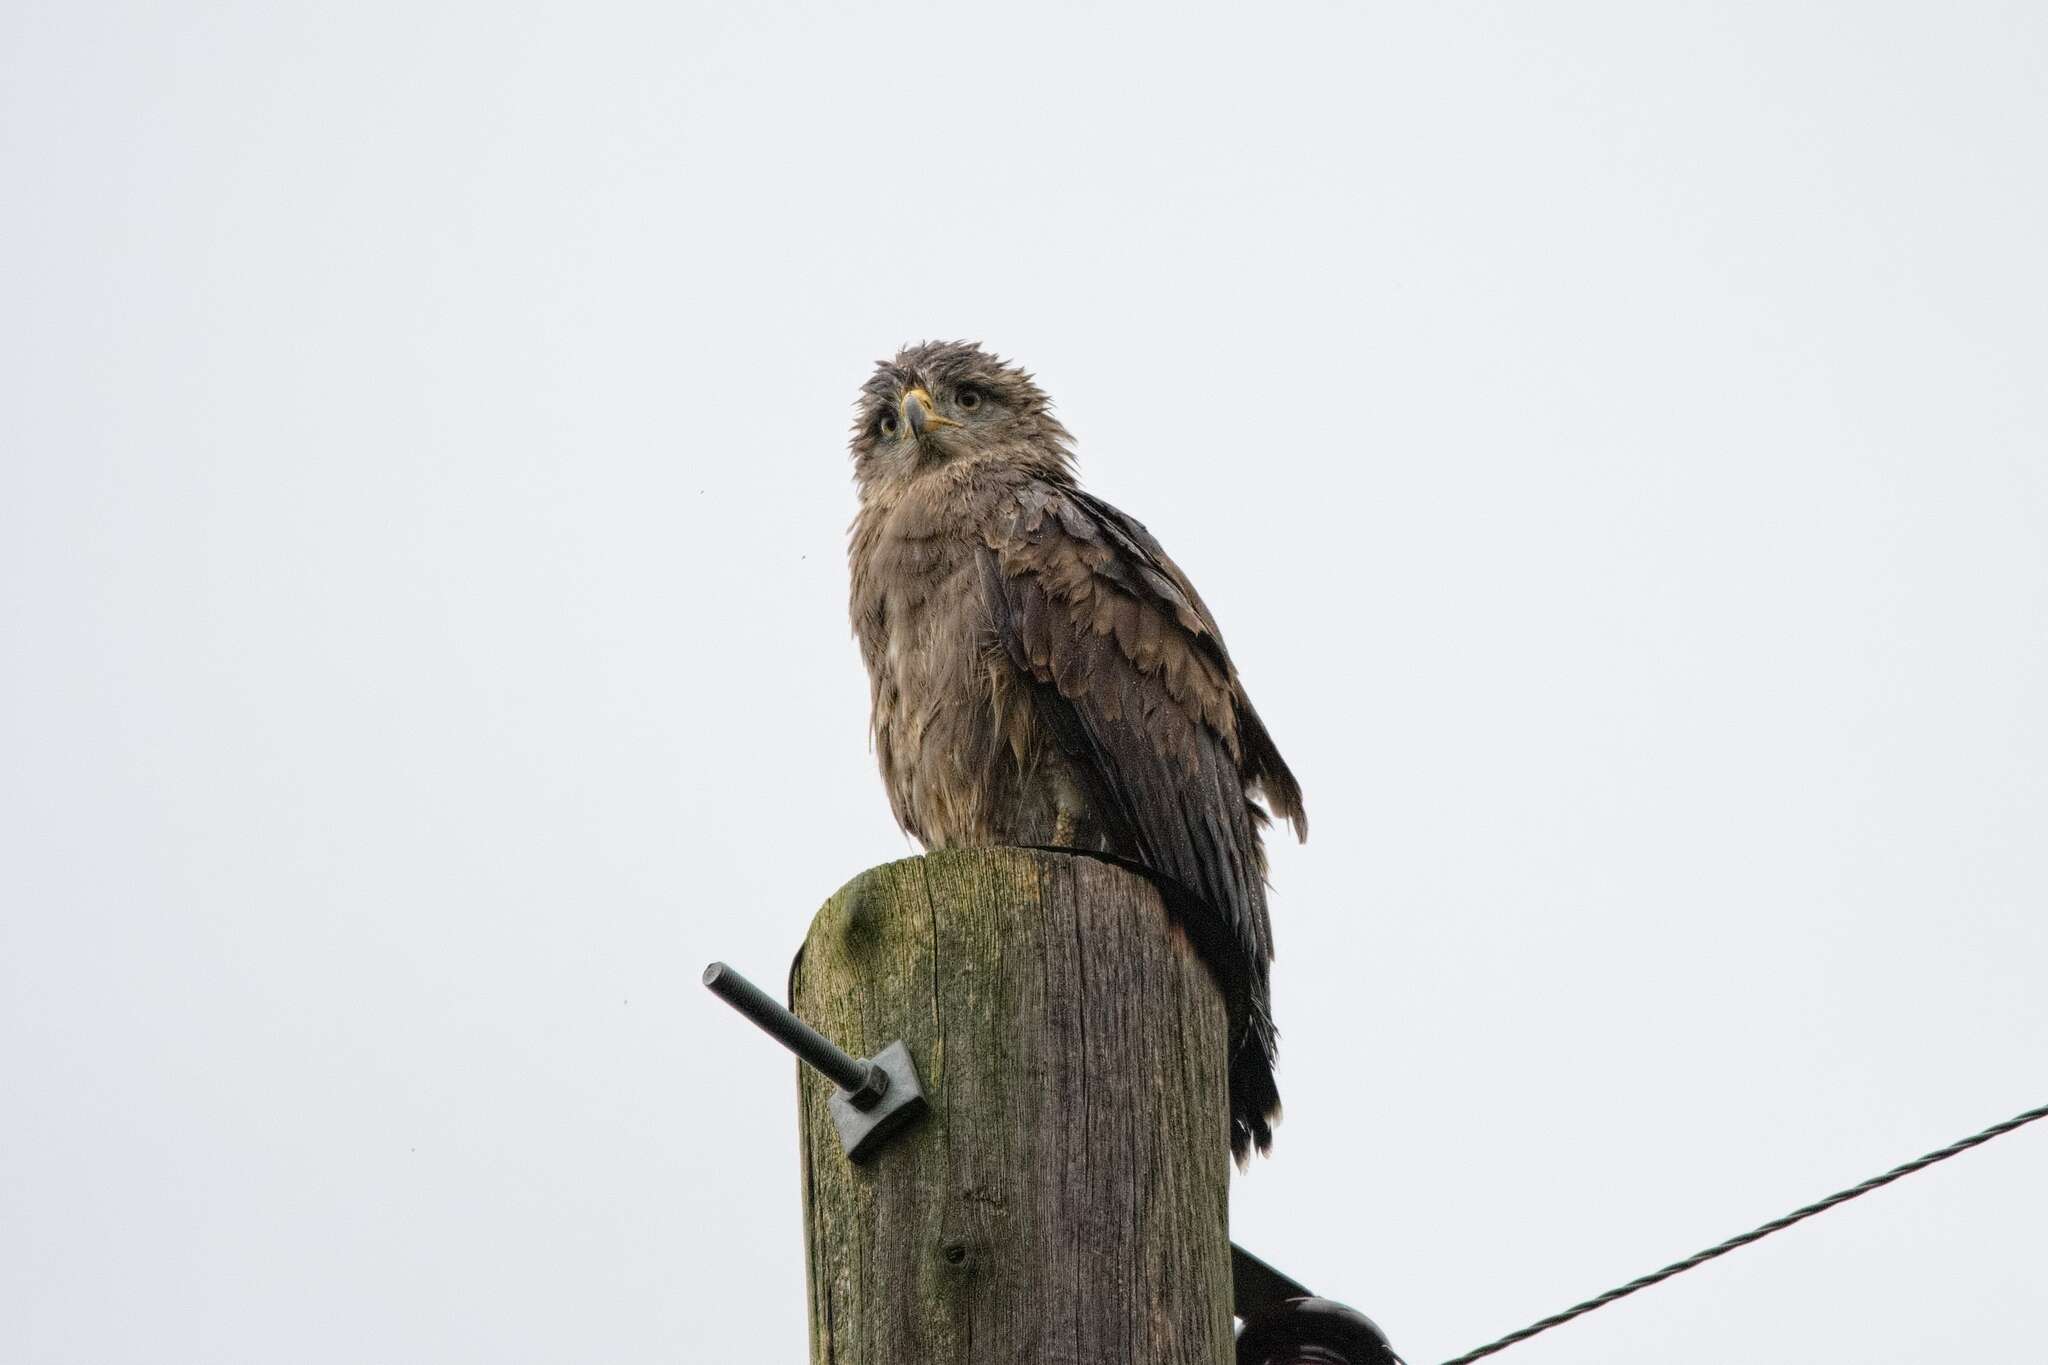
[{"left": 849, "top": 341, "right": 1075, "bottom": 497}]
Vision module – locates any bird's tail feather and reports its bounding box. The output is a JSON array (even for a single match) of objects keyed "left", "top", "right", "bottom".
[{"left": 1230, "top": 1017, "right": 1282, "bottom": 1165}]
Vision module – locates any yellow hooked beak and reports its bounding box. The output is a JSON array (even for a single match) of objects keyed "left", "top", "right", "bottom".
[{"left": 899, "top": 387, "right": 958, "bottom": 437}]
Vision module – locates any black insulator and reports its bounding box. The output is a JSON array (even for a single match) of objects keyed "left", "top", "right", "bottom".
[{"left": 1237, "top": 1297, "right": 1402, "bottom": 1365}]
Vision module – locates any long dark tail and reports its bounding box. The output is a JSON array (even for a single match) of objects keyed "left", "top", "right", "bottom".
[{"left": 1230, "top": 1003, "right": 1282, "bottom": 1163}]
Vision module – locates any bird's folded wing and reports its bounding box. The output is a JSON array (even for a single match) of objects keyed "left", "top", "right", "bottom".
[
  {"left": 976, "top": 481, "right": 1302, "bottom": 981},
  {"left": 977, "top": 480, "right": 1305, "bottom": 1159}
]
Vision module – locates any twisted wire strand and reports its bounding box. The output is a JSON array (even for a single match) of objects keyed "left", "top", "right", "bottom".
[{"left": 1440, "top": 1099, "right": 2048, "bottom": 1365}]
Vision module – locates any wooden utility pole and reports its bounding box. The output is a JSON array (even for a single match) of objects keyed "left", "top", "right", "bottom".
[{"left": 791, "top": 847, "right": 1235, "bottom": 1365}]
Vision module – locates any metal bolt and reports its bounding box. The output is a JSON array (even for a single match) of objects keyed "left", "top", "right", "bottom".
[
  {"left": 701, "top": 959, "right": 931, "bottom": 1161},
  {"left": 701, "top": 961, "right": 890, "bottom": 1106}
]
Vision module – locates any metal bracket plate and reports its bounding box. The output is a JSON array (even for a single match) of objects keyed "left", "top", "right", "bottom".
[{"left": 826, "top": 1040, "right": 930, "bottom": 1161}]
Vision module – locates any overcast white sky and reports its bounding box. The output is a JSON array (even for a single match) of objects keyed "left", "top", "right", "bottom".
[{"left": 4, "top": 3, "right": 2046, "bottom": 1362}]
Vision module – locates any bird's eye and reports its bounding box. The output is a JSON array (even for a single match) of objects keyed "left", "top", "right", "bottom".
[
  {"left": 879, "top": 415, "right": 900, "bottom": 438},
  {"left": 956, "top": 388, "right": 982, "bottom": 411}
]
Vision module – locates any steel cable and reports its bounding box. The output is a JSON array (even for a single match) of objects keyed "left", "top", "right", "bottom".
[{"left": 1440, "top": 1099, "right": 2048, "bottom": 1365}]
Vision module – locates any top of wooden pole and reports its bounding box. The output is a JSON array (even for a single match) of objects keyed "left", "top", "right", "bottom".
[{"left": 791, "top": 847, "right": 1235, "bottom": 1365}]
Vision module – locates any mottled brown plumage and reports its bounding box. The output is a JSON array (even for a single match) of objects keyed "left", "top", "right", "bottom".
[{"left": 846, "top": 341, "right": 1305, "bottom": 1159}]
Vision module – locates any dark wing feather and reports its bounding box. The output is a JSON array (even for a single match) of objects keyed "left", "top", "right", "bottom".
[
  {"left": 1068, "top": 490, "right": 1307, "bottom": 840},
  {"left": 978, "top": 481, "right": 1305, "bottom": 1159}
]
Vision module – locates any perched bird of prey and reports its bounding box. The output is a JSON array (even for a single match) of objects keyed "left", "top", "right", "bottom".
[{"left": 846, "top": 341, "right": 1306, "bottom": 1160}]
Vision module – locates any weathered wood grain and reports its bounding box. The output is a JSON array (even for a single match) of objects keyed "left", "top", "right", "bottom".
[{"left": 792, "top": 848, "right": 1233, "bottom": 1365}]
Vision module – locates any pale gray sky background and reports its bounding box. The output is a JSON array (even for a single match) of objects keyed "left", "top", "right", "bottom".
[{"left": 4, "top": 3, "right": 2045, "bottom": 1362}]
